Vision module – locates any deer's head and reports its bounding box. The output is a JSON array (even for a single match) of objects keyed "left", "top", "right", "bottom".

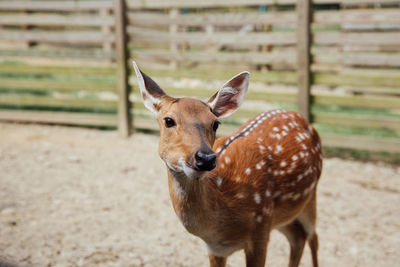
[{"left": 133, "top": 62, "right": 249, "bottom": 179}]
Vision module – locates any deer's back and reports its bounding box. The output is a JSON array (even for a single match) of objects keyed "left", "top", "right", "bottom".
[{"left": 211, "top": 109, "right": 323, "bottom": 228}]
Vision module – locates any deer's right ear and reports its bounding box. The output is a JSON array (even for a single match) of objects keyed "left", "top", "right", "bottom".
[{"left": 132, "top": 61, "right": 167, "bottom": 116}]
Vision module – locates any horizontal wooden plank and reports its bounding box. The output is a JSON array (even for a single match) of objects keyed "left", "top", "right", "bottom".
[
  {"left": 313, "top": 71, "right": 400, "bottom": 88},
  {"left": 314, "top": 32, "right": 400, "bottom": 46},
  {"left": 133, "top": 49, "right": 400, "bottom": 68},
  {"left": 0, "top": 63, "right": 116, "bottom": 76},
  {"left": 313, "top": 94, "right": 400, "bottom": 109},
  {"left": 320, "top": 133, "right": 400, "bottom": 153},
  {"left": 133, "top": 49, "right": 296, "bottom": 65},
  {"left": 129, "top": 67, "right": 297, "bottom": 84},
  {"left": 127, "top": 0, "right": 400, "bottom": 8},
  {"left": 341, "top": 23, "right": 400, "bottom": 31},
  {"left": 0, "top": 78, "right": 116, "bottom": 92},
  {"left": 0, "top": 30, "right": 114, "bottom": 45},
  {"left": 127, "top": 11, "right": 296, "bottom": 27},
  {"left": 130, "top": 84, "right": 297, "bottom": 104},
  {"left": 0, "top": 14, "right": 114, "bottom": 27},
  {"left": 0, "top": 94, "right": 117, "bottom": 110},
  {"left": 134, "top": 64, "right": 400, "bottom": 88},
  {"left": 0, "top": 49, "right": 115, "bottom": 60},
  {"left": 127, "top": 0, "right": 296, "bottom": 8},
  {"left": 128, "top": 26, "right": 296, "bottom": 46},
  {"left": 0, "top": 1, "right": 113, "bottom": 11},
  {"left": 314, "top": 52, "right": 400, "bottom": 67},
  {"left": 128, "top": 9, "right": 400, "bottom": 27},
  {"left": 313, "top": 8, "right": 400, "bottom": 25},
  {"left": 0, "top": 110, "right": 117, "bottom": 127},
  {"left": 314, "top": 113, "right": 400, "bottom": 131}
]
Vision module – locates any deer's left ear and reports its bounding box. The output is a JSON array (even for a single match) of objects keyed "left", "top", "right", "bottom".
[
  {"left": 207, "top": 71, "right": 250, "bottom": 118},
  {"left": 132, "top": 61, "right": 168, "bottom": 116}
]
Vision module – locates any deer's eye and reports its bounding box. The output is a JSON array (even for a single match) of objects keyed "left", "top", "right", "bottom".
[
  {"left": 164, "top": 117, "right": 176, "bottom": 128},
  {"left": 213, "top": 121, "right": 220, "bottom": 132}
]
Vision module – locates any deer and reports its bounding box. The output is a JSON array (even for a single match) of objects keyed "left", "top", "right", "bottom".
[{"left": 132, "top": 61, "right": 323, "bottom": 267}]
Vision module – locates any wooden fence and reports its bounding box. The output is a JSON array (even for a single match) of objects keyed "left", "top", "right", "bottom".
[{"left": 0, "top": 0, "right": 399, "bottom": 154}]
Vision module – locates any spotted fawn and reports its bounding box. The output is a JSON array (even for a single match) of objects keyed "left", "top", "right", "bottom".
[{"left": 133, "top": 61, "right": 322, "bottom": 267}]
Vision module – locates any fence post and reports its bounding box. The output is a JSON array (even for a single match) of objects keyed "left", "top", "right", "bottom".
[
  {"left": 114, "top": 0, "right": 131, "bottom": 137},
  {"left": 296, "top": 0, "right": 312, "bottom": 121}
]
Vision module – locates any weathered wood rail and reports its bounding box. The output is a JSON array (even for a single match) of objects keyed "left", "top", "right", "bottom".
[{"left": 0, "top": 0, "right": 399, "bottom": 154}]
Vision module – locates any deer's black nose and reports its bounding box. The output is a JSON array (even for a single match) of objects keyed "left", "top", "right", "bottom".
[{"left": 195, "top": 150, "right": 217, "bottom": 171}]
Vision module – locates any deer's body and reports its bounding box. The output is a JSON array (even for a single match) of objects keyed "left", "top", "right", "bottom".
[{"left": 133, "top": 62, "right": 322, "bottom": 267}]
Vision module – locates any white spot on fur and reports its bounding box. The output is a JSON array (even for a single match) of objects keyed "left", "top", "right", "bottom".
[
  {"left": 273, "top": 127, "right": 279, "bottom": 132},
  {"left": 282, "top": 131, "right": 287, "bottom": 136},
  {"left": 292, "top": 155, "right": 298, "bottom": 161},
  {"left": 280, "top": 161, "right": 287, "bottom": 167},
  {"left": 256, "top": 215, "right": 263, "bottom": 223},
  {"left": 236, "top": 193, "right": 245, "bottom": 199},
  {"left": 275, "top": 145, "right": 282, "bottom": 154},
  {"left": 256, "top": 160, "right": 265, "bottom": 170},
  {"left": 302, "top": 144, "right": 307, "bottom": 150},
  {"left": 245, "top": 168, "right": 251, "bottom": 175},
  {"left": 259, "top": 145, "right": 265, "bottom": 151},
  {"left": 216, "top": 147, "right": 222, "bottom": 153},
  {"left": 297, "top": 174, "right": 303, "bottom": 181},
  {"left": 225, "top": 157, "right": 231, "bottom": 164},
  {"left": 217, "top": 177, "right": 223, "bottom": 187},
  {"left": 283, "top": 125, "right": 289, "bottom": 131},
  {"left": 265, "top": 189, "right": 271, "bottom": 197},
  {"left": 254, "top": 193, "right": 261, "bottom": 204}
]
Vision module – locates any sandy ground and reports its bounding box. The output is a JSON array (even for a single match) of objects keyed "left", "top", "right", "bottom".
[{"left": 0, "top": 122, "right": 399, "bottom": 267}]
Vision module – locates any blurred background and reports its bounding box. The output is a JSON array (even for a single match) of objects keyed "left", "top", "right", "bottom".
[
  {"left": 0, "top": 0, "right": 399, "bottom": 162},
  {"left": 0, "top": 1, "right": 400, "bottom": 266}
]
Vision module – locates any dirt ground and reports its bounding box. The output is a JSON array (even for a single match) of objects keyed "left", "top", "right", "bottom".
[{"left": 0, "top": 122, "right": 399, "bottom": 267}]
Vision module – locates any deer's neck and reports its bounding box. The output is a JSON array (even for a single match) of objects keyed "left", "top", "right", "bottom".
[{"left": 167, "top": 169, "right": 221, "bottom": 235}]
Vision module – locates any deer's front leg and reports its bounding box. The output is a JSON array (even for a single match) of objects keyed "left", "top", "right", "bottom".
[
  {"left": 208, "top": 254, "right": 226, "bottom": 267},
  {"left": 245, "top": 225, "right": 271, "bottom": 267}
]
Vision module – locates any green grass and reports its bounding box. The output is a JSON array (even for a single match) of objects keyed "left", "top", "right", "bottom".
[{"left": 323, "top": 147, "right": 400, "bottom": 166}]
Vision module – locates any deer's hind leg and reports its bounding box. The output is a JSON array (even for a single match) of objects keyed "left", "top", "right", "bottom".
[
  {"left": 278, "top": 220, "right": 307, "bottom": 267},
  {"left": 297, "top": 190, "right": 319, "bottom": 267},
  {"left": 278, "top": 190, "right": 319, "bottom": 267}
]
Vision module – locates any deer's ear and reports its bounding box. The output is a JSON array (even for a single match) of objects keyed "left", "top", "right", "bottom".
[
  {"left": 207, "top": 71, "right": 249, "bottom": 118},
  {"left": 132, "top": 61, "right": 167, "bottom": 116}
]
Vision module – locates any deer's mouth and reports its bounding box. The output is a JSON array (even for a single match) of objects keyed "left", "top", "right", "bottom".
[{"left": 178, "top": 157, "right": 205, "bottom": 179}]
